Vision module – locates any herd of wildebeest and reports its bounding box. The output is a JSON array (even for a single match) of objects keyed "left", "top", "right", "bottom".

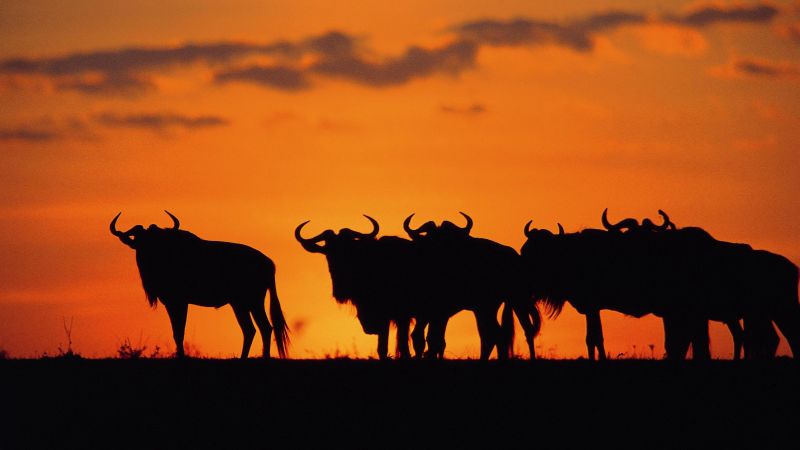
[{"left": 109, "top": 209, "right": 800, "bottom": 361}]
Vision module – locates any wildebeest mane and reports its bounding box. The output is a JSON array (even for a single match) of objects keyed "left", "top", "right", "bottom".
[{"left": 135, "top": 228, "right": 202, "bottom": 308}]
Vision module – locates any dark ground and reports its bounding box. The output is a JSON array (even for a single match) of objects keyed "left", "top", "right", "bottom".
[{"left": 2, "top": 358, "right": 799, "bottom": 449}]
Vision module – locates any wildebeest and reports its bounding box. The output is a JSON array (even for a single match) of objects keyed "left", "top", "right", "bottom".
[
  {"left": 521, "top": 210, "right": 799, "bottom": 360},
  {"left": 602, "top": 209, "right": 781, "bottom": 360},
  {"left": 295, "top": 215, "right": 426, "bottom": 359},
  {"left": 110, "top": 211, "right": 290, "bottom": 359},
  {"left": 403, "top": 213, "right": 541, "bottom": 359}
]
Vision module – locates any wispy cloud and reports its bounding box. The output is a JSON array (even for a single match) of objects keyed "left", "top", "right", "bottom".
[
  {"left": 711, "top": 57, "right": 800, "bottom": 79},
  {"left": 735, "top": 58, "right": 799, "bottom": 77},
  {"left": 309, "top": 40, "right": 477, "bottom": 86},
  {"left": 440, "top": 103, "right": 487, "bottom": 115},
  {"left": 666, "top": 4, "right": 779, "bottom": 27},
  {"left": 214, "top": 65, "right": 311, "bottom": 91},
  {"left": 454, "top": 11, "right": 647, "bottom": 52},
  {"left": 0, "top": 127, "right": 61, "bottom": 142},
  {"left": 95, "top": 112, "right": 230, "bottom": 130}
]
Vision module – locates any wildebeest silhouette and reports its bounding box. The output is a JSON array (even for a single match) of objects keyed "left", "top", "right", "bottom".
[
  {"left": 295, "top": 215, "right": 427, "bottom": 359},
  {"left": 521, "top": 209, "right": 799, "bottom": 360},
  {"left": 602, "top": 209, "right": 780, "bottom": 360},
  {"left": 110, "top": 211, "right": 290, "bottom": 359},
  {"left": 403, "top": 213, "right": 541, "bottom": 359}
]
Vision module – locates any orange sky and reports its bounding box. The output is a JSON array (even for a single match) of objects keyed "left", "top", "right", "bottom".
[{"left": 1, "top": 0, "right": 798, "bottom": 359}]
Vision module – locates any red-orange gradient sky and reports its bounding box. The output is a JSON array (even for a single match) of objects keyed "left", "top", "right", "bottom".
[{"left": 1, "top": 1, "right": 798, "bottom": 359}]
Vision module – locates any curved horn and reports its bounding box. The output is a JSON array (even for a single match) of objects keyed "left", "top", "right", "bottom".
[
  {"left": 524, "top": 220, "right": 534, "bottom": 238},
  {"left": 110, "top": 212, "right": 124, "bottom": 237},
  {"left": 164, "top": 210, "right": 180, "bottom": 229},
  {"left": 404, "top": 213, "right": 424, "bottom": 239},
  {"left": 459, "top": 212, "right": 473, "bottom": 235},
  {"left": 601, "top": 208, "right": 613, "bottom": 230},
  {"left": 601, "top": 208, "right": 638, "bottom": 232},
  {"left": 110, "top": 212, "right": 136, "bottom": 247},
  {"left": 657, "top": 209, "right": 675, "bottom": 231},
  {"left": 294, "top": 221, "right": 326, "bottom": 253},
  {"left": 361, "top": 215, "right": 379, "bottom": 238},
  {"left": 558, "top": 223, "right": 565, "bottom": 236}
]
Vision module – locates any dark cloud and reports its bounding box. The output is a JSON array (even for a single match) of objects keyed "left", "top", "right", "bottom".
[
  {"left": 214, "top": 65, "right": 310, "bottom": 91},
  {"left": 56, "top": 73, "right": 155, "bottom": 95},
  {"left": 95, "top": 112, "right": 230, "bottom": 130},
  {"left": 0, "top": 42, "right": 289, "bottom": 76},
  {"left": 0, "top": 127, "right": 60, "bottom": 141},
  {"left": 454, "top": 11, "right": 646, "bottom": 52},
  {"left": 734, "top": 58, "right": 799, "bottom": 77},
  {"left": 440, "top": 103, "right": 486, "bottom": 115},
  {"left": 667, "top": 4, "right": 778, "bottom": 27},
  {"left": 310, "top": 40, "right": 477, "bottom": 86}
]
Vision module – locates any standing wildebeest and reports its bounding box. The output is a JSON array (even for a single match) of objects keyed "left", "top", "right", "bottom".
[
  {"left": 521, "top": 210, "right": 800, "bottom": 360},
  {"left": 295, "top": 215, "right": 426, "bottom": 359},
  {"left": 110, "top": 211, "right": 290, "bottom": 359},
  {"left": 403, "top": 213, "right": 541, "bottom": 359},
  {"left": 601, "top": 209, "right": 781, "bottom": 360}
]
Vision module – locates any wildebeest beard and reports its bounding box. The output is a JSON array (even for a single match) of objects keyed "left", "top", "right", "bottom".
[
  {"left": 134, "top": 228, "right": 202, "bottom": 308},
  {"left": 325, "top": 241, "right": 373, "bottom": 304}
]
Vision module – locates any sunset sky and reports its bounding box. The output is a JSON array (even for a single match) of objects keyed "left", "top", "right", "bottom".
[{"left": 1, "top": 0, "right": 798, "bottom": 359}]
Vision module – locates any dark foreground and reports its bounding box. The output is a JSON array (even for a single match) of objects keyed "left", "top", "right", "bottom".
[{"left": 3, "top": 358, "right": 799, "bottom": 449}]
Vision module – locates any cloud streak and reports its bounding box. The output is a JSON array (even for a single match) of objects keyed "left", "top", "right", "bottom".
[
  {"left": 666, "top": 4, "right": 778, "bottom": 27},
  {"left": 734, "top": 58, "right": 799, "bottom": 78},
  {"left": 96, "top": 112, "right": 230, "bottom": 130},
  {"left": 0, "top": 127, "right": 61, "bottom": 142}
]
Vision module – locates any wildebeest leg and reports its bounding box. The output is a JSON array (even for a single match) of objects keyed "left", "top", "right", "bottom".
[
  {"left": 725, "top": 320, "right": 744, "bottom": 361},
  {"left": 663, "top": 315, "right": 691, "bottom": 360},
  {"left": 377, "top": 321, "right": 391, "bottom": 360},
  {"left": 251, "top": 302, "right": 274, "bottom": 359},
  {"left": 164, "top": 302, "right": 187, "bottom": 358},
  {"left": 395, "top": 317, "right": 411, "bottom": 359},
  {"left": 744, "top": 316, "right": 780, "bottom": 359},
  {"left": 474, "top": 309, "right": 500, "bottom": 360},
  {"left": 411, "top": 320, "right": 427, "bottom": 358},
  {"left": 512, "top": 303, "right": 537, "bottom": 360},
  {"left": 773, "top": 304, "right": 800, "bottom": 358},
  {"left": 425, "top": 317, "right": 448, "bottom": 359},
  {"left": 232, "top": 304, "right": 256, "bottom": 359},
  {"left": 585, "top": 310, "right": 605, "bottom": 361},
  {"left": 690, "top": 319, "right": 711, "bottom": 361}
]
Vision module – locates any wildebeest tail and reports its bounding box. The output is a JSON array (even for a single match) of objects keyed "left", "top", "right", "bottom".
[
  {"left": 500, "top": 302, "right": 515, "bottom": 359},
  {"left": 268, "top": 279, "right": 291, "bottom": 358}
]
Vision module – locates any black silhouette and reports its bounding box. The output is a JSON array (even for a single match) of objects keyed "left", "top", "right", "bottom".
[
  {"left": 402, "top": 213, "right": 541, "bottom": 359},
  {"left": 110, "top": 211, "right": 289, "bottom": 358},
  {"left": 520, "top": 209, "right": 799, "bottom": 360},
  {"left": 295, "top": 215, "right": 427, "bottom": 359},
  {"left": 295, "top": 214, "right": 540, "bottom": 360}
]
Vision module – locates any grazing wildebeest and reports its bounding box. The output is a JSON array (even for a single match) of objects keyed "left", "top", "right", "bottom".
[
  {"left": 296, "top": 215, "right": 433, "bottom": 359},
  {"left": 110, "top": 211, "right": 290, "bottom": 359},
  {"left": 520, "top": 210, "right": 799, "bottom": 360},
  {"left": 403, "top": 213, "right": 541, "bottom": 359}
]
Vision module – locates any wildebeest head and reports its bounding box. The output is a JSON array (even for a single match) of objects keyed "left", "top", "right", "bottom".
[
  {"left": 110, "top": 211, "right": 191, "bottom": 307},
  {"left": 295, "top": 215, "right": 380, "bottom": 300},
  {"left": 295, "top": 215, "right": 392, "bottom": 334},
  {"left": 109, "top": 210, "right": 181, "bottom": 250},
  {"left": 403, "top": 212, "right": 473, "bottom": 241}
]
